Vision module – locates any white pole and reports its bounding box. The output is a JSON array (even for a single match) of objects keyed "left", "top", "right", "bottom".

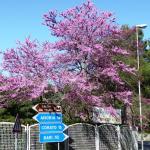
[
  {"left": 15, "top": 133, "right": 17, "bottom": 150},
  {"left": 95, "top": 125, "right": 99, "bottom": 150},
  {"left": 41, "top": 144, "right": 44, "bottom": 150},
  {"left": 58, "top": 142, "right": 60, "bottom": 150},
  {"left": 117, "top": 126, "right": 121, "bottom": 150},
  {"left": 28, "top": 125, "right": 31, "bottom": 150},
  {"left": 26, "top": 124, "right": 29, "bottom": 150},
  {"left": 136, "top": 27, "right": 144, "bottom": 150}
]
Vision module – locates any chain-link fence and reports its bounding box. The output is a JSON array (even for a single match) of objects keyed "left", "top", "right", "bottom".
[
  {"left": 0, "top": 122, "right": 138, "bottom": 150},
  {"left": 120, "top": 125, "right": 138, "bottom": 150},
  {"left": 0, "top": 122, "right": 27, "bottom": 150}
]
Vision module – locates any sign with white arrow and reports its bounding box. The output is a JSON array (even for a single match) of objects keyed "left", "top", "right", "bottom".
[
  {"left": 39, "top": 123, "right": 68, "bottom": 133},
  {"left": 32, "top": 103, "right": 62, "bottom": 112},
  {"left": 32, "top": 104, "right": 40, "bottom": 112},
  {"left": 39, "top": 132, "right": 69, "bottom": 143},
  {"left": 33, "top": 113, "right": 62, "bottom": 123}
]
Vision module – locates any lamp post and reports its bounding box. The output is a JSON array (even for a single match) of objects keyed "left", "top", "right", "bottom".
[{"left": 136, "top": 24, "right": 147, "bottom": 150}]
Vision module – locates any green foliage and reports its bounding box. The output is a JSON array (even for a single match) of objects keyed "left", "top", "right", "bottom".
[
  {"left": 143, "top": 50, "right": 150, "bottom": 62},
  {"left": 0, "top": 101, "right": 37, "bottom": 124},
  {"left": 141, "top": 60, "right": 150, "bottom": 98}
]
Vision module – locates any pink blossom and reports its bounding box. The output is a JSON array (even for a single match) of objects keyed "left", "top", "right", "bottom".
[{"left": 0, "top": 1, "right": 136, "bottom": 108}]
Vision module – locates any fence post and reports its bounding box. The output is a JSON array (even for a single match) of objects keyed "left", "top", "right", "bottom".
[
  {"left": 26, "top": 124, "right": 29, "bottom": 150},
  {"left": 15, "top": 133, "right": 18, "bottom": 150},
  {"left": 95, "top": 125, "right": 99, "bottom": 150},
  {"left": 117, "top": 125, "right": 121, "bottom": 150},
  {"left": 28, "top": 124, "right": 31, "bottom": 150}
]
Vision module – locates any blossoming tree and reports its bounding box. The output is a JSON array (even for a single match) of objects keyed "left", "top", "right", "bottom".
[
  {"left": 43, "top": 0, "right": 136, "bottom": 111},
  {"left": 0, "top": 38, "right": 53, "bottom": 107},
  {"left": 0, "top": 1, "right": 136, "bottom": 113}
]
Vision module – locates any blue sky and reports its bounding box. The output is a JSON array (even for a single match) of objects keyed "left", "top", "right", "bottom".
[{"left": 0, "top": 0, "right": 150, "bottom": 50}]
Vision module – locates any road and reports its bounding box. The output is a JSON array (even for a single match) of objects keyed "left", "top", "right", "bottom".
[{"left": 138, "top": 141, "right": 150, "bottom": 150}]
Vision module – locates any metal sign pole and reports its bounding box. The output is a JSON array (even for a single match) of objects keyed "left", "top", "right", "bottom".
[
  {"left": 58, "top": 142, "right": 60, "bottom": 150},
  {"left": 41, "top": 144, "right": 44, "bottom": 150}
]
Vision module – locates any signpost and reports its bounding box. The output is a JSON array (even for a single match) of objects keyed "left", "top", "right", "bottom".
[{"left": 32, "top": 103, "right": 69, "bottom": 149}]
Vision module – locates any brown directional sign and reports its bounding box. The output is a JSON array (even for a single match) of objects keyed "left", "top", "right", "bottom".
[{"left": 32, "top": 103, "right": 62, "bottom": 112}]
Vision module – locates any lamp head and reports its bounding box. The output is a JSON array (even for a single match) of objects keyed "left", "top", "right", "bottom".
[
  {"left": 145, "top": 40, "right": 150, "bottom": 50},
  {"left": 136, "top": 24, "right": 147, "bottom": 29}
]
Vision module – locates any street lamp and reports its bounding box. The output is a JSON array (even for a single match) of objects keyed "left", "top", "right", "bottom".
[
  {"left": 145, "top": 39, "right": 150, "bottom": 50},
  {"left": 136, "top": 24, "right": 147, "bottom": 150}
]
